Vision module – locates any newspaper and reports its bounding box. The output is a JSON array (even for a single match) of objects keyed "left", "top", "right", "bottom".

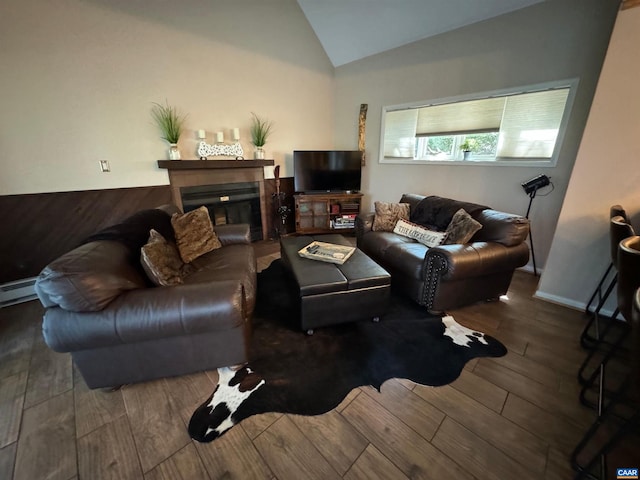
[{"left": 298, "top": 241, "right": 356, "bottom": 265}]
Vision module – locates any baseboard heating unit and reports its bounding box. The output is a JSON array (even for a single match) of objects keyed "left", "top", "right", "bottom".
[{"left": 0, "top": 277, "right": 38, "bottom": 308}]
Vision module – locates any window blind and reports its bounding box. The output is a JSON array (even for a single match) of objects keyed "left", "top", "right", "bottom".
[
  {"left": 380, "top": 80, "right": 574, "bottom": 164},
  {"left": 416, "top": 97, "right": 505, "bottom": 136},
  {"left": 383, "top": 109, "right": 418, "bottom": 158},
  {"left": 496, "top": 88, "right": 570, "bottom": 158}
]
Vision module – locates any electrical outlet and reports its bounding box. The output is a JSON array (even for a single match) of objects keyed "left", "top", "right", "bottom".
[{"left": 99, "top": 160, "right": 110, "bottom": 172}]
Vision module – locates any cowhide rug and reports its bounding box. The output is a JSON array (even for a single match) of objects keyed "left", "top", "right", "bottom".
[{"left": 189, "top": 259, "right": 507, "bottom": 443}]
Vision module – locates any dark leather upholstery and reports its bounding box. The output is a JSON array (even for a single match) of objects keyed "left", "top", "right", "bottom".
[
  {"left": 610, "top": 216, "right": 635, "bottom": 268},
  {"left": 610, "top": 204, "right": 629, "bottom": 224},
  {"left": 617, "top": 236, "right": 640, "bottom": 322},
  {"left": 36, "top": 240, "right": 147, "bottom": 311},
  {"left": 356, "top": 194, "right": 529, "bottom": 313},
  {"left": 35, "top": 206, "right": 256, "bottom": 389},
  {"left": 280, "top": 235, "right": 391, "bottom": 331},
  {"left": 615, "top": 237, "right": 640, "bottom": 402},
  {"left": 633, "top": 288, "right": 640, "bottom": 401}
]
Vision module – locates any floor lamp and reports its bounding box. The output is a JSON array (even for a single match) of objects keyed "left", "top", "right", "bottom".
[{"left": 521, "top": 174, "right": 551, "bottom": 276}]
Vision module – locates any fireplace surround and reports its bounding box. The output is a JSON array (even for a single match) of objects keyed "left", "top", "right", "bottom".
[
  {"left": 181, "top": 181, "right": 262, "bottom": 241},
  {"left": 158, "top": 159, "right": 274, "bottom": 241}
]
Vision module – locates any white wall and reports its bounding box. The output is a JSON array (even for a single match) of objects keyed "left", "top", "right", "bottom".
[
  {"left": 332, "top": 0, "right": 619, "bottom": 271},
  {"left": 0, "top": 0, "right": 334, "bottom": 195},
  {"left": 537, "top": 6, "right": 640, "bottom": 313}
]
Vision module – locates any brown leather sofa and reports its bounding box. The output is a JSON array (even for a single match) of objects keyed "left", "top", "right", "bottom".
[
  {"left": 356, "top": 194, "right": 530, "bottom": 313},
  {"left": 35, "top": 205, "right": 256, "bottom": 389}
]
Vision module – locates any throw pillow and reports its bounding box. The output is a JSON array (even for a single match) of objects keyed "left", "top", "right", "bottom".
[
  {"left": 171, "top": 206, "right": 222, "bottom": 263},
  {"left": 393, "top": 219, "right": 448, "bottom": 247},
  {"left": 140, "top": 229, "right": 193, "bottom": 286},
  {"left": 372, "top": 202, "right": 410, "bottom": 232},
  {"left": 444, "top": 208, "right": 483, "bottom": 244}
]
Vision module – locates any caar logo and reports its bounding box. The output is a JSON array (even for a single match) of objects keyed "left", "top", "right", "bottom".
[{"left": 617, "top": 468, "right": 638, "bottom": 479}]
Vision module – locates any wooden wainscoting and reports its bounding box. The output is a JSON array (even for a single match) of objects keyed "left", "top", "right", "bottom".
[
  {"left": 0, "top": 179, "right": 295, "bottom": 285},
  {"left": 0, "top": 186, "right": 172, "bottom": 284}
]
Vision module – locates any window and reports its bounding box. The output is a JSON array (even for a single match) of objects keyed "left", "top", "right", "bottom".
[{"left": 380, "top": 79, "right": 578, "bottom": 166}]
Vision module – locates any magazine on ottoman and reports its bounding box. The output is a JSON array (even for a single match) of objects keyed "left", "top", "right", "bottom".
[{"left": 298, "top": 241, "right": 356, "bottom": 265}]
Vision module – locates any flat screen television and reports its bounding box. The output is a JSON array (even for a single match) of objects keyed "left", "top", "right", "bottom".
[{"left": 293, "top": 150, "right": 362, "bottom": 193}]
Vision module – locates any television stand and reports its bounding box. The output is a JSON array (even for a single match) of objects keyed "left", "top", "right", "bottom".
[{"left": 294, "top": 192, "right": 363, "bottom": 234}]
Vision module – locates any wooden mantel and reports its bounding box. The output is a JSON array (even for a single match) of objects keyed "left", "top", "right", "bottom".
[{"left": 157, "top": 159, "right": 275, "bottom": 239}]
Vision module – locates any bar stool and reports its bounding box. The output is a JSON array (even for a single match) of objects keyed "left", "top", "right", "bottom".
[
  {"left": 580, "top": 215, "right": 635, "bottom": 351},
  {"left": 584, "top": 205, "right": 630, "bottom": 315},
  {"left": 580, "top": 234, "right": 640, "bottom": 397},
  {"left": 572, "top": 238, "right": 640, "bottom": 479}
]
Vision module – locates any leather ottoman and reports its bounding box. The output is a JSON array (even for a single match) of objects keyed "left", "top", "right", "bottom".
[{"left": 280, "top": 234, "right": 391, "bottom": 334}]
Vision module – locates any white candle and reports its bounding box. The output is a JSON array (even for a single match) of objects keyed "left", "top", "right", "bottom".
[
  {"left": 232, "top": 128, "right": 240, "bottom": 141},
  {"left": 216, "top": 131, "right": 224, "bottom": 143},
  {"left": 197, "top": 129, "right": 206, "bottom": 140}
]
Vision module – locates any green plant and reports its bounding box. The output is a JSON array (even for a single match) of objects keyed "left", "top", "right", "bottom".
[
  {"left": 151, "top": 101, "right": 187, "bottom": 144},
  {"left": 250, "top": 112, "right": 273, "bottom": 147},
  {"left": 460, "top": 138, "right": 477, "bottom": 151}
]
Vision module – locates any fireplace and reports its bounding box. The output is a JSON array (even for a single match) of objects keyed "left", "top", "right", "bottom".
[
  {"left": 181, "top": 182, "right": 263, "bottom": 241},
  {"left": 157, "top": 159, "right": 275, "bottom": 242}
]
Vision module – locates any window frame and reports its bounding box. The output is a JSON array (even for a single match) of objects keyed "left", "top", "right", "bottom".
[
  {"left": 415, "top": 133, "right": 500, "bottom": 161},
  {"left": 379, "top": 78, "right": 579, "bottom": 167}
]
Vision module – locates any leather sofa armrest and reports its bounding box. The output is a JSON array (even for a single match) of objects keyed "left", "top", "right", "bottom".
[
  {"left": 214, "top": 223, "right": 251, "bottom": 245},
  {"left": 42, "top": 280, "right": 246, "bottom": 352},
  {"left": 156, "top": 205, "right": 251, "bottom": 245},
  {"left": 473, "top": 210, "right": 529, "bottom": 246},
  {"left": 356, "top": 212, "right": 375, "bottom": 244},
  {"left": 425, "top": 241, "right": 530, "bottom": 281}
]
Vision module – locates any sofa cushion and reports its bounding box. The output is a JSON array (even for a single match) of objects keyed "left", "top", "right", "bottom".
[
  {"left": 42, "top": 280, "right": 247, "bottom": 351},
  {"left": 393, "top": 219, "right": 447, "bottom": 247},
  {"left": 140, "top": 229, "right": 194, "bottom": 286},
  {"left": 384, "top": 242, "right": 430, "bottom": 280},
  {"left": 444, "top": 209, "right": 483, "bottom": 244},
  {"left": 187, "top": 243, "right": 257, "bottom": 316},
  {"left": 36, "top": 240, "right": 147, "bottom": 312},
  {"left": 410, "top": 196, "right": 488, "bottom": 231},
  {"left": 358, "top": 231, "right": 413, "bottom": 260},
  {"left": 171, "top": 206, "right": 222, "bottom": 263},
  {"left": 372, "top": 202, "right": 410, "bottom": 232}
]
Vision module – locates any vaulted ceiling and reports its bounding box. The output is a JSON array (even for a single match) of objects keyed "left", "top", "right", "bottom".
[{"left": 297, "top": 0, "right": 545, "bottom": 67}]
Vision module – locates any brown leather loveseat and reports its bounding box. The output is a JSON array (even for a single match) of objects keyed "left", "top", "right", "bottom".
[
  {"left": 35, "top": 205, "right": 256, "bottom": 389},
  {"left": 356, "top": 194, "right": 529, "bottom": 313}
]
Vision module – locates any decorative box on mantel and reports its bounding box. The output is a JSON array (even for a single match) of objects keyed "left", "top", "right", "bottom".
[{"left": 157, "top": 159, "right": 275, "bottom": 241}]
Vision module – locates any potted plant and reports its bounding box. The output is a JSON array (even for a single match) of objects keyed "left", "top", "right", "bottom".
[
  {"left": 151, "top": 101, "right": 187, "bottom": 160},
  {"left": 250, "top": 112, "right": 273, "bottom": 159},
  {"left": 460, "top": 138, "right": 476, "bottom": 160}
]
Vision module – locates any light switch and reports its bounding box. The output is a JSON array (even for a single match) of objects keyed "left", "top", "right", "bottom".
[{"left": 99, "top": 160, "right": 110, "bottom": 172}]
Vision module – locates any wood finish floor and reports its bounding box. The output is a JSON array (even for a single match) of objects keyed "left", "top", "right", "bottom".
[{"left": 0, "top": 239, "right": 635, "bottom": 479}]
